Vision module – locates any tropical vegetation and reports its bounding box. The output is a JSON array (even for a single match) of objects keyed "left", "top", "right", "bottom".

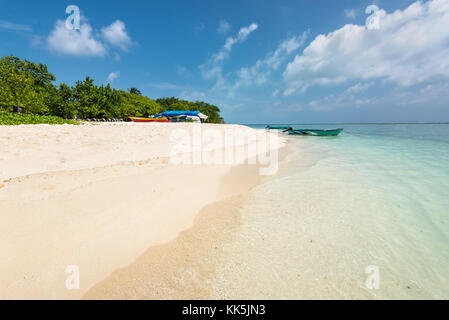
[
  {"left": 0, "top": 112, "right": 80, "bottom": 125},
  {"left": 0, "top": 55, "right": 224, "bottom": 124}
]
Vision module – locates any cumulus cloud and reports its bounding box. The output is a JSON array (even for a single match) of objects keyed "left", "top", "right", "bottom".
[
  {"left": 283, "top": 0, "right": 449, "bottom": 95},
  {"left": 217, "top": 20, "right": 231, "bottom": 34},
  {"left": 106, "top": 72, "right": 119, "bottom": 84},
  {"left": 101, "top": 20, "right": 132, "bottom": 50},
  {"left": 47, "top": 18, "right": 132, "bottom": 57},
  {"left": 47, "top": 20, "right": 106, "bottom": 56}
]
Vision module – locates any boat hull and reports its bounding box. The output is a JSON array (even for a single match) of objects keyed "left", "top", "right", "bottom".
[
  {"left": 129, "top": 117, "right": 170, "bottom": 123},
  {"left": 288, "top": 128, "right": 343, "bottom": 136}
]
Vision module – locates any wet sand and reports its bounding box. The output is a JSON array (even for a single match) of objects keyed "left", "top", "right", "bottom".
[{"left": 85, "top": 141, "right": 295, "bottom": 300}]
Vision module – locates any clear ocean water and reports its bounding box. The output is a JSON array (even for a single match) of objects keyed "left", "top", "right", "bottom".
[{"left": 211, "top": 124, "right": 449, "bottom": 299}]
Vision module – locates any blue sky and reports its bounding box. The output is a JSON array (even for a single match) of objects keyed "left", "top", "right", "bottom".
[{"left": 1, "top": 0, "right": 448, "bottom": 123}]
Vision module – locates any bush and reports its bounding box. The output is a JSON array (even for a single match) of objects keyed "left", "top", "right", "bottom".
[{"left": 0, "top": 111, "right": 80, "bottom": 125}]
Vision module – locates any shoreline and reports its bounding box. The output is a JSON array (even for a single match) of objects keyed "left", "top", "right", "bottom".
[
  {"left": 0, "top": 123, "right": 287, "bottom": 299},
  {"left": 84, "top": 138, "right": 295, "bottom": 299}
]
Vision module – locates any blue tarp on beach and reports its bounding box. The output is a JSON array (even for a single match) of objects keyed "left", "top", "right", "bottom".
[{"left": 160, "top": 111, "right": 200, "bottom": 117}]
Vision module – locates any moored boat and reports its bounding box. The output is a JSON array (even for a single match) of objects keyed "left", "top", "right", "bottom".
[
  {"left": 288, "top": 128, "right": 343, "bottom": 136},
  {"left": 266, "top": 125, "right": 292, "bottom": 130}
]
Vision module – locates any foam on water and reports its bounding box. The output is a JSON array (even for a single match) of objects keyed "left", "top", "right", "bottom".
[{"left": 211, "top": 124, "right": 449, "bottom": 299}]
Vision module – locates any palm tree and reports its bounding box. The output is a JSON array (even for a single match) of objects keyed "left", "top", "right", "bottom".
[{"left": 129, "top": 87, "right": 142, "bottom": 95}]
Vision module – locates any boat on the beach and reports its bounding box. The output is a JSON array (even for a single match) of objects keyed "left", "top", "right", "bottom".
[
  {"left": 129, "top": 117, "right": 170, "bottom": 123},
  {"left": 266, "top": 125, "right": 293, "bottom": 130},
  {"left": 161, "top": 111, "right": 208, "bottom": 122},
  {"left": 288, "top": 128, "right": 344, "bottom": 136},
  {"left": 130, "top": 111, "right": 208, "bottom": 123}
]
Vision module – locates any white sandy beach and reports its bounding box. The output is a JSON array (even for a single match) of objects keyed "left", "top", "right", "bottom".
[{"left": 0, "top": 123, "right": 284, "bottom": 299}]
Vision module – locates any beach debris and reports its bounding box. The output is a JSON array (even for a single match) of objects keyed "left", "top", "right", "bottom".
[{"left": 0, "top": 184, "right": 4, "bottom": 189}]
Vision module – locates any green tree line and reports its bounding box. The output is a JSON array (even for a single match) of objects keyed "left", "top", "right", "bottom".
[{"left": 0, "top": 55, "right": 224, "bottom": 123}]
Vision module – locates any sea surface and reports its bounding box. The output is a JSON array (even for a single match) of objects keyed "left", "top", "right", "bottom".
[{"left": 210, "top": 124, "right": 449, "bottom": 299}]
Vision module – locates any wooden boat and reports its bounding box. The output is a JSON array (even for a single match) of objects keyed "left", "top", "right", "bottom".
[
  {"left": 129, "top": 117, "right": 170, "bottom": 123},
  {"left": 288, "top": 128, "right": 344, "bottom": 136},
  {"left": 266, "top": 125, "right": 292, "bottom": 130}
]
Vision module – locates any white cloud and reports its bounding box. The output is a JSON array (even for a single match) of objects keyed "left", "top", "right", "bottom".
[
  {"left": 224, "top": 23, "right": 258, "bottom": 51},
  {"left": 283, "top": 87, "right": 297, "bottom": 96},
  {"left": 302, "top": 79, "right": 449, "bottom": 112},
  {"left": 200, "top": 23, "right": 259, "bottom": 87},
  {"left": 47, "top": 18, "right": 132, "bottom": 57},
  {"left": 213, "top": 23, "right": 258, "bottom": 62},
  {"left": 405, "top": 81, "right": 449, "bottom": 106},
  {"left": 0, "top": 20, "right": 32, "bottom": 32},
  {"left": 47, "top": 20, "right": 106, "bottom": 56},
  {"left": 272, "top": 89, "right": 280, "bottom": 97},
  {"left": 106, "top": 72, "right": 119, "bottom": 84},
  {"left": 234, "top": 32, "right": 307, "bottom": 89},
  {"left": 283, "top": 0, "right": 449, "bottom": 95},
  {"left": 218, "top": 20, "right": 231, "bottom": 34},
  {"left": 344, "top": 9, "right": 357, "bottom": 19},
  {"left": 0, "top": 19, "right": 44, "bottom": 49},
  {"left": 265, "top": 33, "right": 308, "bottom": 70},
  {"left": 101, "top": 20, "right": 132, "bottom": 50},
  {"left": 345, "top": 81, "right": 375, "bottom": 94}
]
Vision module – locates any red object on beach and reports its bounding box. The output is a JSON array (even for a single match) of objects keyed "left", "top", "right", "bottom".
[{"left": 129, "top": 117, "right": 170, "bottom": 123}]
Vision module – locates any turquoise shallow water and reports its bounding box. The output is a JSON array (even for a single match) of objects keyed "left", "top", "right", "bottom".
[{"left": 214, "top": 124, "right": 449, "bottom": 299}]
